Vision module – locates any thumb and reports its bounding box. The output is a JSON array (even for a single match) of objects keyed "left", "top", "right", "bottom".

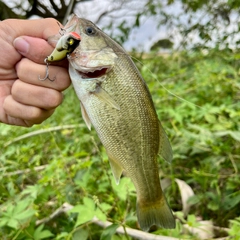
[
  {"left": 13, "top": 36, "right": 55, "bottom": 64},
  {"left": 9, "top": 18, "right": 62, "bottom": 64}
]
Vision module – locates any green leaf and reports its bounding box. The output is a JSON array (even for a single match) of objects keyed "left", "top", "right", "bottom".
[
  {"left": 215, "top": 130, "right": 240, "bottom": 141},
  {"left": 229, "top": 131, "right": 240, "bottom": 141},
  {"left": 33, "top": 225, "right": 54, "bottom": 240},
  {"left": 69, "top": 197, "right": 110, "bottom": 227},
  {"left": 55, "top": 232, "right": 69, "bottom": 239},
  {"left": 204, "top": 113, "right": 216, "bottom": 123},
  {"left": 229, "top": 217, "right": 240, "bottom": 237},
  {"left": 70, "top": 197, "right": 96, "bottom": 227},
  {"left": 13, "top": 199, "right": 32, "bottom": 214},
  {"left": 187, "top": 214, "right": 200, "bottom": 227},
  {"left": 0, "top": 199, "right": 35, "bottom": 229},
  {"left": 95, "top": 208, "right": 107, "bottom": 222},
  {"left": 100, "top": 224, "right": 119, "bottom": 240},
  {"left": 111, "top": 177, "right": 135, "bottom": 201},
  {"left": 73, "top": 228, "right": 88, "bottom": 240},
  {"left": 75, "top": 207, "right": 95, "bottom": 226},
  {"left": 0, "top": 218, "right": 8, "bottom": 228},
  {"left": 100, "top": 202, "right": 112, "bottom": 212},
  {"left": 83, "top": 197, "right": 95, "bottom": 209},
  {"left": 21, "top": 185, "right": 41, "bottom": 199},
  {"left": 224, "top": 192, "right": 240, "bottom": 210},
  {"left": 7, "top": 182, "right": 16, "bottom": 197},
  {"left": 7, "top": 218, "right": 19, "bottom": 229}
]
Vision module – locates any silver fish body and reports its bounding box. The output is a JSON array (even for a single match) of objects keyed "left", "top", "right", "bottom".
[{"left": 60, "top": 14, "right": 175, "bottom": 231}]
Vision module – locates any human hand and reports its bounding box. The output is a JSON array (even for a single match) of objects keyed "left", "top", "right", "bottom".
[{"left": 0, "top": 18, "right": 71, "bottom": 127}]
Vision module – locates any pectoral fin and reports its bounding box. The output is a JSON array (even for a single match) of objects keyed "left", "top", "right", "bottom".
[
  {"left": 80, "top": 102, "right": 92, "bottom": 130},
  {"left": 94, "top": 86, "right": 120, "bottom": 110},
  {"left": 158, "top": 121, "right": 173, "bottom": 163},
  {"left": 108, "top": 157, "right": 123, "bottom": 185}
]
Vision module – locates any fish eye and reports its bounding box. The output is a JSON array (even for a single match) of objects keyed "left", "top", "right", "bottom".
[{"left": 85, "top": 26, "right": 96, "bottom": 36}]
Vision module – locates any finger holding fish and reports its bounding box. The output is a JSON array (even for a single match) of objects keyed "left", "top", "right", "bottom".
[{"left": 16, "top": 58, "right": 70, "bottom": 91}]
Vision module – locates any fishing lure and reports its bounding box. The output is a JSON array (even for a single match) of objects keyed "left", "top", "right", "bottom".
[{"left": 39, "top": 31, "right": 81, "bottom": 81}]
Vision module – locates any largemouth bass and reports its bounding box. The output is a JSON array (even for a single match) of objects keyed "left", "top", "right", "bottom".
[{"left": 49, "top": 14, "right": 175, "bottom": 231}]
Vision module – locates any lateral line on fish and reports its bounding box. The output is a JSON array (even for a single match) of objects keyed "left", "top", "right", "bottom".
[{"left": 128, "top": 55, "right": 204, "bottom": 110}]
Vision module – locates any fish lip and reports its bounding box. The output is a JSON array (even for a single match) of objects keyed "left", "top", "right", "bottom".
[
  {"left": 73, "top": 66, "right": 109, "bottom": 79},
  {"left": 74, "top": 65, "right": 109, "bottom": 73}
]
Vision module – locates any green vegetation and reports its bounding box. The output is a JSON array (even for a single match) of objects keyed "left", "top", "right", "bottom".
[{"left": 0, "top": 48, "right": 239, "bottom": 239}]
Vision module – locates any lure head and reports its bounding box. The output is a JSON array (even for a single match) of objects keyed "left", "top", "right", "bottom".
[
  {"left": 46, "top": 32, "right": 81, "bottom": 62},
  {"left": 58, "top": 32, "right": 81, "bottom": 52}
]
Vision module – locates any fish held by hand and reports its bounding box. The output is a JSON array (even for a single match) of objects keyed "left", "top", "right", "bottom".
[{"left": 50, "top": 14, "right": 176, "bottom": 231}]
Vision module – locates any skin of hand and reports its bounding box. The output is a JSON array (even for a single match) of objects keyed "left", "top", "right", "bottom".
[{"left": 0, "top": 18, "right": 71, "bottom": 127}]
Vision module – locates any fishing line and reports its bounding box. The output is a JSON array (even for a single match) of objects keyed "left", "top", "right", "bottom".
[
  {"left": 128, "top": 54, "right": 204, "bottom": 109},
  {"left": 127, "top": 53, "right": 234, "bottom": 121},
  {"left": 97, "top": 49, "right": 203, "bottom": 108}
]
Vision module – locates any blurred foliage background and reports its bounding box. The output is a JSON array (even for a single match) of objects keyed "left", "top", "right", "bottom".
[{"left": 0, "top": 0, "right": 240, "bottom": 239}]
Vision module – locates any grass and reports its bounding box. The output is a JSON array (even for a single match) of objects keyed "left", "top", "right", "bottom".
[{"left": 0, "top": 48, "right": 239, "bottom": 239}]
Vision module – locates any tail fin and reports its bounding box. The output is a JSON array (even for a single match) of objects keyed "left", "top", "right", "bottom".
[{"left": 136, "top": 195, "right": 175, "bottom": 231}]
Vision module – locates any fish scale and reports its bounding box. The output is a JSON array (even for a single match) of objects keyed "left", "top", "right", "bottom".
[{"left": 49, "top": 14, "right": 176, "bottom": 231}]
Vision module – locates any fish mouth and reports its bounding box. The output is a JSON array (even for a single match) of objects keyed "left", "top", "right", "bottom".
[{"left": 77, "top": 67, "right": 108, "bottom": 79}]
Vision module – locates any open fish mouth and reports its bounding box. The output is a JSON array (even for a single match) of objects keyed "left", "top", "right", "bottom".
[{"left": 77, "top": 67, "right": 108, "bottom": 79}]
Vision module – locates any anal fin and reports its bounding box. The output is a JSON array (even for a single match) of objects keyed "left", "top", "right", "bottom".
[{"left": 108, "top": 157, "right": 123, "bottom": 185}]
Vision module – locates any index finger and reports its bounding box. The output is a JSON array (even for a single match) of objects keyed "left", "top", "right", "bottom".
[{"left": 16, "top": 58, "right": 71, "bottom": 91}]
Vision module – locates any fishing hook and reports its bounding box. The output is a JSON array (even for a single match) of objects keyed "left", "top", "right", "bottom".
[{"left": 38, "top": 59, "right": 56, "bottom": 82}]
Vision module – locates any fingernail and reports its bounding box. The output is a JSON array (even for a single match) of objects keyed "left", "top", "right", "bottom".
[{"left": 13, "top": 37, "right": 29, "bottom": 55}]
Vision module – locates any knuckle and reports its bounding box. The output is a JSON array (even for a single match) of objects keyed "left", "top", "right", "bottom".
[
  {"left": 24, "top": 121, "right": 34, "bottom": 127},
  {"left": 43, "top": 18, "right": 61, "bottom": 37},
  {"left": 55, "top": 69, "right": 71, "bottom": 90},
  {"left": 15, "top": 60, "right": 24, "bottom": 76},
  {"left": 11, "top": 80, "right": 20, "bottom": 97},
  {"left": 26, "top": 107, "right": 52, "bottom": 124},
  {"left": 15, "top": 58, "right": 30, "bottom": 79},
  {"left": 27, "top": 107, "right": 42, "bottom": 121},
  {"left": 44, "top": 90, "right": 63, "bottom": 109},
  {"left": 32, "top": 109, "right": 54, "bottom": 124}
]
